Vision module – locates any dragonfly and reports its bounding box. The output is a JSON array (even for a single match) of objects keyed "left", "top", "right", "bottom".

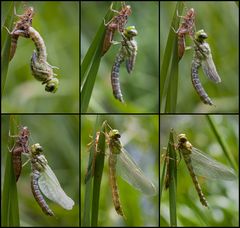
[
  {"left": 191, "top": 29, "right": 221, "bottom": 105},
  {"left": 28, "top": 143, "right": 74, "bottom": 216},
  {"left": 89, "top": 121, "right": 156, "bottom": 217},
  {"left": 111, "top": 25, "right": 138, "bottom": 102},
  {"left": 164, "top": 133, "right": 236, "bottom": 207}
]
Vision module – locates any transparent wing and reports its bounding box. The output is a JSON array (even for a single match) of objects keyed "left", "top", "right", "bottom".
[
  {"left": 38, "top": 164, "right": 74, "bottom": 210},
  {"left": 201, "top": 43, "right": 221, "bottom": 83},
  {"left": 190, "top": 147, "right": 236, "bottom": 180},
  {"left": 116, "top": 148, "right": 156, "bottom": 195}
]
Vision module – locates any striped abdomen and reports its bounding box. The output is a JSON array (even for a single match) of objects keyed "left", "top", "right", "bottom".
[
  {"left": 31, "top": 169, "right": 54, "bottom": 216},
  {"left": 191, "top": 57, "right": 213, "bottom": 105},
  {"left": 109, "top": 153, "right": 124, "bottom": 217},
  {"left": 182, "top": 152, "right": 208, "bottom": 207},
  {"left": 111, "top": 52, "right": 125, "bottom": 102}
]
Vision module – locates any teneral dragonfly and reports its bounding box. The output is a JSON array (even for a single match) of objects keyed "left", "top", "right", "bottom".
[
  {"left": 29, "top": 143, "right": 74, "bottom": 216},
  {"left": 105, "top": 123, "right": 156, "bottom": 217},
  {"left": 176, "top": 133, "right": 236, "bottom": 207},
  {"left": 191, "top": 30, "right": 221, "bottom": 105}
]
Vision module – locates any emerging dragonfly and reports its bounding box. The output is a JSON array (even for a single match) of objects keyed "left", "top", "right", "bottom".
[
  {"left": 164, "top": 133, "right": 236, "bottom": 207},
  {"left": 87, "top": 121, "right": 156, "bottom": 217},
  {"left": 28, "top": 143, "right": 74, "bottom": 216},
  {"left": 111, "top": 25, "right": 138, "bottom": 102},
  {"left": 191, "top": 29, "right": 221, "bottom": 105}
]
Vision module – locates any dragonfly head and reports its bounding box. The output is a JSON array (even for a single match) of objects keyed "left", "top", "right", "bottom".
[
  {"left": 31, "top": 143, "right": 43, "bottom": 155},
  {"left": 195, "top": 29, "right": 208, "bottom": 43},
  {"left": 109, "top": 129, "right": 121, "bottom": 139},
  {"left": 177, "top": 134, "right": 188, "bottom": 143},
  {"left": 124, "top": 26, "right": 138, "bottom": 39},
  {"left": 45, "top": 78, "right": 59, "bottom": 93}
]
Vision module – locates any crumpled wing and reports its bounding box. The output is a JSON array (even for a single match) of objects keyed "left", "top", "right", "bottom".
[
  {"left": 201, "top": 43, "right": 221, "bottom": 83},
  {"left": 38, "top": 164, "right": 74, "bottom": 210},
  {"left": 116, "top": 148, "right": 156, "bottom": 195},
  {"left": 190, "top": 147, "right": 236, "bottom": 180}
]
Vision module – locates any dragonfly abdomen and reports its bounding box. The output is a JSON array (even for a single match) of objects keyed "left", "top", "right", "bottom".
[
  {"left": 109, "top": 154, "right": 124, "bottom": 217},
  {"left": 191, "top": 57, "right": 213, "bottom": 105},
  {"left": 182, "top": 153, "right": 209, "bottom": 207},
  {"left": 111, "top": 53, "right": 125, "bottom": 102},
  {"left": 31, "top": 169, "right": 54, "bottom": 216}
]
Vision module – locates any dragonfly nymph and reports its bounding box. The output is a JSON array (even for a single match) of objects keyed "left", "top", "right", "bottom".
[
  {"left": 176, "top": 133, "right": 236, "bottom": 207},
  {"left": 191, "top": 30, "right": 221, "bottom": 105},
  {"left": 9, "top": 126, "right": 30, "bottom": 182},
  {"left": 173, "top": 7, "right": 195, "bottom": 60},
  {"left": 29, "top": 143, "right": 74, "bottom": 216},
  {"left": 102, "top": 2, "right": 132, "bottom": 56}
]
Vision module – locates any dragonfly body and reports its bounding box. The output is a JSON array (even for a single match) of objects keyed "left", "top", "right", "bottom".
[
  {"left": 177, "top": 134, "right": 208, "bottom": 207},
  {"left": 104, "top": 125, "right": 156, "bottom": 217},
  {"left": 11, "top": 126, "right": 30, "bottom": 181},
  {"left": 177, "top": 133, "right": 236, "bottom": 207},
  {"left": 191, "top": 30, "right": 221, "bottom": 105},
  {"left": 29, "top": 143, "right": 74, "bottom": 216},
  {"left": 108, "top": 130, "right": 124, "bottom": 216},
  {"left": 111, "top": 26, "right": 138, "bottom": 102}
]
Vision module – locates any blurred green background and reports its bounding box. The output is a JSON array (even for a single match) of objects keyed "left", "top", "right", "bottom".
[
  {"left": 81, "top": 2, "right": 159, "bottom": 113},
  {"left": 81, "top": 115, "right": 159, "bottom": 226},
  {"left": 160, "top": 115, "right": 239, "bottom": 226},
  {"left": 1, "top": 115, "right": 79, "bottom": 226},
  {"left": 160, "top": 2, "right": 239, "bottom": 113},
  {"left": 1, "top": 2, "right": 79, "bottom": 113}
]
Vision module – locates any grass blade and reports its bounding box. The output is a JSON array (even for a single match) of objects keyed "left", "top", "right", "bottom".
[
  {"left": 1, "top": 115, "right": 20, "bottom": 226},
  {"left": 81, "top": 2, "right": 121, "bottom": 113},
  {"left": 206, "top": 115, "right": 238, "bottom": 171},
  {"left": 160, "top": 2, "right": 184, "bottom": 112}
]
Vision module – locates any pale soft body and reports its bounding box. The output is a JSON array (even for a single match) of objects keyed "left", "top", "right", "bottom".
[{"left": 29, "top": 143, "right": 74, "bottom": 216}]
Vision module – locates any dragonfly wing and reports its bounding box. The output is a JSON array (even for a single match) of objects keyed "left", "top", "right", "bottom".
[
  {"left": 201, "top": 44, "right": 221, "bottom": 83},
  {"left": 116, "top": 148, "right": 156, "bottom": 195},
  {"left": 190, "top": 147, "right": 236, "bottom": 180},
  {"left": 38, "top": 164, "right": 74, "bottom": 210}
]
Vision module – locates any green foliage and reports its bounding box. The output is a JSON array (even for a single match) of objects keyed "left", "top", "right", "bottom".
[
  {"left": 1, "top": 115, "right": 79, "bottom": 226},
  {"left": 81, "top": 2, "right": 159, "bottom": 113},
  {"left": 1, "top": 2, "right": 79, "bottom": 113},
  {"left": 160, "top": 2, "right": 239, "bottom": 112},
  {"left": 1, "top": 115, "right": 20, "bottom": 227}
]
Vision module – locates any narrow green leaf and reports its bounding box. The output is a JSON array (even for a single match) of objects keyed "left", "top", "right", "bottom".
[
  {"left": 160, "top": 2, "right": 184, "bottom": 112},
  {"left": 1, "top": 115, "right": 20, "bottom": 227},
  {"left": 81, "top": 2, "right": 121, "bottom": 113},
  {"left": 168, "top": 129, "right": 177, "bottom": 227},
  {"left": 206, "top": 115, "right": 238, "bottom": 171},
  {"left": 91, "top": 121, "right": 106, "bottom": 226},
  {"left": 1, "top": 2, "right": 15, "bottom": 96}
]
